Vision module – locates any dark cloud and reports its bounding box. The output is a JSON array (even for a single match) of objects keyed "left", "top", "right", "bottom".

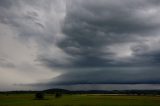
[
  {"left": 1, "top": 0, "right": 160, "bottom": 90},
  {"left": 0, "top": 0, "right": 12, "bottom": 8},
  {"left": 43, "top": 0, "right": 160, "bottom": 86},
  {"left": 44, "top": 67, "right": 160, "bottom": 85},
  {"left": 55, "top": 0, "right": 160, "bottom": 68}
]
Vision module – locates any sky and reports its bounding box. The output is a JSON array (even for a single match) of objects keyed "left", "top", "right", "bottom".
[{"left": 1, "top": 0, "right": 160, "bottom": 91}]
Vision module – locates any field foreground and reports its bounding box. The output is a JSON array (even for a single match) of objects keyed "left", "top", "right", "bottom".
[{"left": 0, "top": 94, "right": 160, "bottom": 106}]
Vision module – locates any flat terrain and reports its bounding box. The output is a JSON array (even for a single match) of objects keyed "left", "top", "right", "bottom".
[{"left": 0, "top": 94, "right": 160, "bottom": 106}]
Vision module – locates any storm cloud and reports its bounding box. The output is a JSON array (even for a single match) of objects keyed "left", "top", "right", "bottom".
[
  {"left": 58, "top": 0, "right": 160, "bottom": 67},
  {"left": 1, "top": 0, "right": 160, "bottom": 90}
]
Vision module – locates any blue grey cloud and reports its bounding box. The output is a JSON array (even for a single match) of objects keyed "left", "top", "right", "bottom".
[
  {"left": 1, "top": 0, "right": 160, "bottom": 90},
  {"left": 44, "top": 67, "right": 160, "bottom": 85},
  {"left": 51, "top": 0, "right": 160, "bottom": 85}
]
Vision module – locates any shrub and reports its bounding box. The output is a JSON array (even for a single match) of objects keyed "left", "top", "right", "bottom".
[
  {"left": 55, "top": 92, "right": 62, "bottom": 98},
  {"left": 35, "top": 92, "right": 45, "bottom": 100}
]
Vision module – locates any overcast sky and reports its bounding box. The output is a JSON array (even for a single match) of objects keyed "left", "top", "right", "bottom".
[{"left": 1, "top": 0, "right": 160, "bottom": 91}]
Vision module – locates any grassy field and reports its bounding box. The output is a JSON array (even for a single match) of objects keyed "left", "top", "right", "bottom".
[{"left": 0, "top": 94, "right": 160, "bottom": 106}]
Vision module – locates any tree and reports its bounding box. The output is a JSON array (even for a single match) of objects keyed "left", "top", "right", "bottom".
[
  {"left": 55, "top": 92, "right": 62, "bottom": 98},
  {"left": 35, "top": 92, "right": 45, "bottom": 100}
]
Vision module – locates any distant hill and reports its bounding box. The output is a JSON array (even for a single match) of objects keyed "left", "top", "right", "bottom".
[
  {"left": 43, "top": 88, "right": 70, "bottom": 93},
  {"left": 43, "top": 88, "right": 160, "bottom": 95},
  {"left": 1, "top": 88, "right": 160, "bottom": 95}
]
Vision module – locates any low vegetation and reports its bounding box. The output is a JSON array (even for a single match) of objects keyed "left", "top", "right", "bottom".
[{"left": 0, "top": 94, "right": 160, "bottom": 106}]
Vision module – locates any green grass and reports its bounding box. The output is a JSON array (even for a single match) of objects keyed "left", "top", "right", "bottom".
[{"left": 0, "top": 94, "right": 160, "bottom": 106}]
